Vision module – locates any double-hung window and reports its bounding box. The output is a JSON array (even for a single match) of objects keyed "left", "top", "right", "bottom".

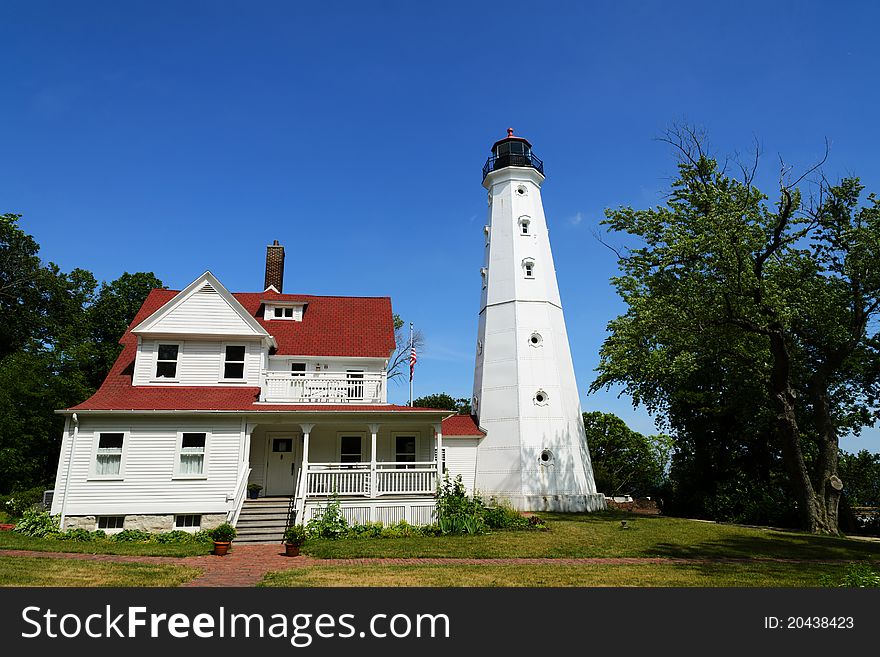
[
  {"left": 95, "top": 433, "right": 124, "bottom": 476},
  {"left": 395, "top": 436, "right": 417, "bottom": 469},
  {"left": 178, "top": 432, "right": 207, "bottom": 476},
  {"left": 339, "top": 436, "right": 363, "bottom": 464},
  {"left": 223, "top": 345, "right": 246, "bottom": 379},
  {"left": 156, "top": 344, "right": 179, "bottom": 379}
]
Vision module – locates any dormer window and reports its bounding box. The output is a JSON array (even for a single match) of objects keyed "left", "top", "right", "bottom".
[
  {"left": 156, "top": 344, "right": 179, "bottom": 379},
  {"left": 264, "top": 303, "right": 304, "bottom": 321}
]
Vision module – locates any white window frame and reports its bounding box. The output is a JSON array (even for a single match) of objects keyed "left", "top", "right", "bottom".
[
  {"left": 220, "top": 343, "right": 248, "bottom": 382},
  {"left": 337, "top": 432, "right": 365, "bottom": 464},
  {"left": 174, "top": 514, "right": 202, "bottom": 532},
  {"left": 89, "top": 431, "right": 129, "bottom": 480},
  {"left": 96, "top": 515, "right": 125, "bottom": 532},
  {"left": 518, "top": 215, "right": 531, "bottom": 235},
  {"left": 264, "top": 304, "right": 303, "bottom": 321},
  {"left": 523, "top": 258, "right": 536, "bottom": 279},
  {"left": 173, "top": 430, "right": 210, "bottom": 479},
  {"left": 153, "top": 341, "right": 182, "bottom": 382}
]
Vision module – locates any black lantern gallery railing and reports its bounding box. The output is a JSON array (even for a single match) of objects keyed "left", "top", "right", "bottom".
[{"left": 482, "top": 151, "right": 544, "bottom": 182}]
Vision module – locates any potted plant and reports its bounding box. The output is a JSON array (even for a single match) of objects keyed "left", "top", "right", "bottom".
[
  {"left": 247, "top": 483, "right": 263, "bottom": 499},
  {"left": 211, "top": 522, "right": 237, "bottom": 556},
  {"left": 282, "top": 525, "right": 307, "bottom": 557}
]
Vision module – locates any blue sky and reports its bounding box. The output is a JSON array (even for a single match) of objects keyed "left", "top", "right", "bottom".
[{"left": 2, "top": 1, "right": 879, "bottom": 453}]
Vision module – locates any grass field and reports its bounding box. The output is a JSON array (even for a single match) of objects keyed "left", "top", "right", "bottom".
[
  {"left": 0, "top": 556, "right": 201, "bottom": 587},
  {"left": 300, "top": 511, "right": 880, "bottom": 561},
  {"left": 260, "top": 561, "right": 857, "bottom": 587},
  {"left": 0, "top": 531, "right": 213, "bottom": 557}
]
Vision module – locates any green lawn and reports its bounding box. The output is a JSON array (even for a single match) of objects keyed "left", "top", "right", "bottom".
[
  {"left": 261, "top": 561, "right": 857, "bottom": 588},
  {"left": 301, "top": 511, "right": 880, "bottom": 561},
  {"left": 0, "top": 531, "right": 213, "bottom": 557},
  {"left": 0, "top": 556, "right": 201, "bottom": 587}
]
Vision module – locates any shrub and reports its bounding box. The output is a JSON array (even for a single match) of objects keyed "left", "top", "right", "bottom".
[
  {"left": 211, "top": 523, "right": 237, "bottom": 542},
  {"left": 57, "top": 528, "right": 105, "bottom": 542},
  {"left": 155, "top": 530, "right": 196, "bottom": 544},
  {"left": 435, "top": 475, "right": 486, "bottom": 535},
  {"left": 306, "top": 494, "right": 349, "bottom": 539},
  {"left": 348, "top": 522, "right": 385, "bottom": 538},
  {"left": 192, "top": 530, "right": 215, "bottom": 544},
  {"left": 821, "top": 563, "right": 880, "bottom": 588},
  {"left": 283, "top": 525, "right": 308, "bottom": 546},
  {"left": 110, "top": 529, "right": 154, "bottom": 542},
  {"left": 12, "top": 509, "right": 60, "bottom": 537},
  {"left": 481, "top": 500, "right": 532, "bottom": 530},
  {"left": 1, "top": 486, "right": 49, "bottom": 517}
]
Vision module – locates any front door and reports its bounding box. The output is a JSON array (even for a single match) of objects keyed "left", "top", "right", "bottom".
[{"left": 265, "top": 434, "right": 301, "bottom": 496}]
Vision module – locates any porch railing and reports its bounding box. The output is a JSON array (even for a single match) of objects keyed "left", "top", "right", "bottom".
[
  {"left": 304, "top": 462, "right": 438, "bottom": 497},
  {"left": 377, "top": 462, "right": 438, "bottom": 495},
  {"left": 306, "top": 463, "right": 371, "bottom": 497},
  {"left": 262, "top": 371, "right": 385, "bottom": 404}
]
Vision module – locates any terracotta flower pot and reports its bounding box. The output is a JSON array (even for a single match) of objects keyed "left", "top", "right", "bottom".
[
  {"left": 213, "top": 541, "right": 231, "bottom": 556},
  {"left": 284, "top": 543, "right": 300, "bottom": 557}
]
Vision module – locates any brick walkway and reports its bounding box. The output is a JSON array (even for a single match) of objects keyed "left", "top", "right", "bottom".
[{"left": 0, "top": 545, "right": 847, "bottom": 587}]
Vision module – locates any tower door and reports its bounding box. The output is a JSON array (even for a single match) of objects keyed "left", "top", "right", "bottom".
[{"left": 265, "top": 434, "right": 301, "bottom": 496}]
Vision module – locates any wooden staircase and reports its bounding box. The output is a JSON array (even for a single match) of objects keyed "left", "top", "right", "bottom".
[{"left": 234, "top": 497, "right": 293, "bottom": 544}]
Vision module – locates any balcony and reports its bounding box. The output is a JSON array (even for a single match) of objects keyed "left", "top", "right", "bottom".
[
  {"left": 262, "top": 371, "right": 385, "bottom": 404},
  {"left": 482, "top": 151, "right": 544, "bottom": 182}
]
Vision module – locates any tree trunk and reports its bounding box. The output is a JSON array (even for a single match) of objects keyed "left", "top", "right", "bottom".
[
  {"left": 767, "top": 332, "right": 821, "bottom": 533},
  {"left": 810, "top": 386, "right": 842, "bottom": 535}
]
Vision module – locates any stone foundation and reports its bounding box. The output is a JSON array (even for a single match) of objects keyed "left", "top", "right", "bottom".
[
  {"left": 62, "top": 513, "right": 229, "bottom": 532},
  {"left": 63, "top": 515, "right": 97, "bottom": 530}
]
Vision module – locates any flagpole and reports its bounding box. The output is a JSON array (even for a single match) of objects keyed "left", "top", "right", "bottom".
[{"left": 409, "top": 321, "right": 414, "bottom": 406}]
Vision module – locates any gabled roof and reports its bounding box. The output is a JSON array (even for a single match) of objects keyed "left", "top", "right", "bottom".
[
  {"left": 67, "top": 279, "right": 398, "bottom": 412},
  {"left": 132, "top": 271, "right": 273, "bottom": 343}
]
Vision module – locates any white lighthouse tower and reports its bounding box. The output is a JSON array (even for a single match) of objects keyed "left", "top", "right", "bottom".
[{"left": 472, "top": 129, "right": 605, "bottom": 512}]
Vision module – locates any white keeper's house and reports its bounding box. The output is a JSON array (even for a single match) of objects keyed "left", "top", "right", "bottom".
[{"left": 49, "top": 129, "right": 602, "bottom": 542}]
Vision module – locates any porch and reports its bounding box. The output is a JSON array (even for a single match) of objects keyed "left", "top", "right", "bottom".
[{"left": 236, "top": 411, "right": 449, "bottom": 533}]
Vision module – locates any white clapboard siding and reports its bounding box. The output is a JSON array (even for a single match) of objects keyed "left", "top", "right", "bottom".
[
  {"left": 444, "top": 439, "right": 479, "bottom": 495},
  {"left": 53, "top": 417, "right": 245, "bottom": 516},
  {"left": 133, "top": 340, "right": 262, "bottom": 386},
  {"left": 148, "top": 285, "right": 262, "bottom": 335}
]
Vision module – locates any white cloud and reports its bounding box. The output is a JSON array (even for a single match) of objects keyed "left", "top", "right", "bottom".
[{"left": 568, "top": 211, "right": 584, "bottom": 227}]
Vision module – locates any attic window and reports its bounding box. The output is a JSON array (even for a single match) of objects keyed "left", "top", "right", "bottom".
[{"left": 265, "top": 304, "right": 303, "bottom": 321}]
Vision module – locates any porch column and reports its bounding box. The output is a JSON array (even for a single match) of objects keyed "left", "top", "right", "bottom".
[
  {"left": 367, "top": 423, "right": 380, "bottom": 498},
  {"left": 434, "top": 423, "right": 443, "bottom": 488},
  {"left": 295, "top": 423, "right": 315, "bottom": 525}
]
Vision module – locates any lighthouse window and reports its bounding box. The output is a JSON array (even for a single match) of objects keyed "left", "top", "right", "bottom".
[
  {"left": 529, "top": 332, "right": 543, "bottom": 347},
  {"left": 519, "top": 217, "right": 531, "bottom": 234},
  {"left": 523, "top": 259, "right": 535, "bottom": 278},
  {"left": 534, "top": 390, "right": 549, "bottom": 406}
]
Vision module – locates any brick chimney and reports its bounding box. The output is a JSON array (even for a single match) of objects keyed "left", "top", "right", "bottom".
[{"left": 264, "top": 240, "right": 285, "bottom": 292}]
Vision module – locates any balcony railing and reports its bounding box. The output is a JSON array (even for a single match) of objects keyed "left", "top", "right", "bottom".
[
  {"left": 304, "top": 462, "right": 438, "bottom": 497},
  {"left": 263, "top": 371, "right": 384, "bottom": 404},
  {"left": 482, "top": 151, "right": 544, "bottom": 181}
]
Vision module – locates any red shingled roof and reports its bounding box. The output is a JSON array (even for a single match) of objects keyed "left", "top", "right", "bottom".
[
  {"left": 441, "top": 414, "right": 486, "bottom": 436},
  {"left": 69, "top": 288, "right": 409, "bottom": 413}
]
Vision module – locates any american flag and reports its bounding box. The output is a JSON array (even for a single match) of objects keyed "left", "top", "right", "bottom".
[{"left": 409, "top": 345, "right": 417, "bottom": 381}]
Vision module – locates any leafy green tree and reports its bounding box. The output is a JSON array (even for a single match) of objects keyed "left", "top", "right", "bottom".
[
  {"left": 412, "top": 392, "right": 472, "bottom": 415},
  {"left": 0, "top": 214, "right": 161, "bottom": 493},
  {"left": 582, "top": 411, "right": 670, "bottom": 497},
  {"left": 838, "top": 450, "right": 880, "bottom": 508},
  {"left": 593, "top": 127, "right": 880, "bottom": 534}
]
